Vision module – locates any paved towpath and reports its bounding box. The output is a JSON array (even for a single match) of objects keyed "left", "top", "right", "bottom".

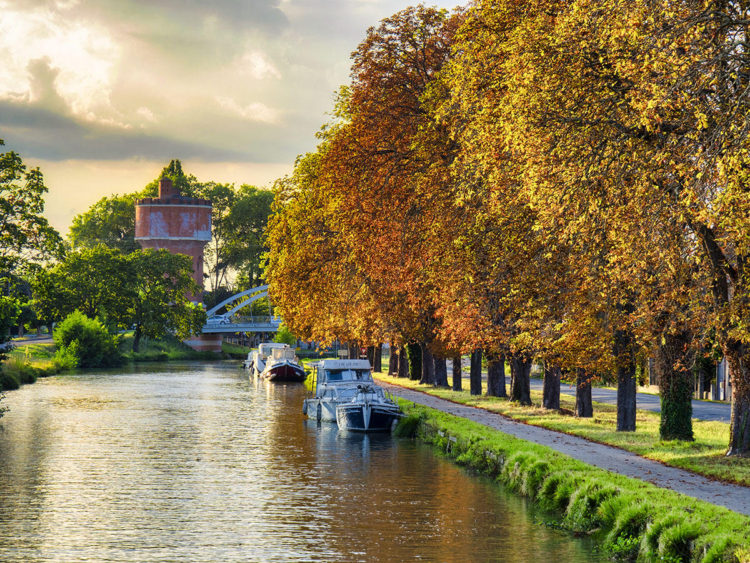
[{"left": 379, "top": 381, "right": 750, "bottom": 516}]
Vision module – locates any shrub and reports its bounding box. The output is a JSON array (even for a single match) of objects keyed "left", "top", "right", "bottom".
[
  {"left": 53, "top": 311, "right": 124, "bottom": 369},
  {"left": 0, "top": 370, "right": 20, "bottom": 390}
]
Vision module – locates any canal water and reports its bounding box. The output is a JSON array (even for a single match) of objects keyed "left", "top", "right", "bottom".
[{"left": 0, "top": 363, "right": 603, "bottom": 562}]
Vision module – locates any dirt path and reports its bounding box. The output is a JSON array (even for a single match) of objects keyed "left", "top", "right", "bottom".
[{"left": 380, "top": 382, "right": 750, "bottom": 516}]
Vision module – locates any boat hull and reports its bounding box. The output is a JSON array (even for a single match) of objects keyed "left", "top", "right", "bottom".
[
  {"left": 336, "top": 404, "right": 402, "bottom": 432},
  {"left": 264, "top": 362, "right": 306, "bottom": 382},
  {"left": 303, "top": 398, "right": 339, "bottom": 422}
]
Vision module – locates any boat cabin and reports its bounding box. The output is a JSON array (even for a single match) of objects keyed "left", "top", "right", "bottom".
[
  {"left": 315, "top": 359, "right": 373, "bottom": 387},
  {"left": 270, "top": 347, "right": 296, "bottom": 361}
]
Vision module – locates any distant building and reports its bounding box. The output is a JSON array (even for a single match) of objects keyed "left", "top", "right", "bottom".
[
  {"left": 135, "top": 177, "right": 221, "bottom": 351},
  {"left": 134, "top": 177, "right": 211, "bottom": 301}
]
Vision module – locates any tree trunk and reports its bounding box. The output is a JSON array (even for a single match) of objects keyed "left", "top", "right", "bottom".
[
  {"left": 724, "top": 340, "right": 750, "bottom": 456},
  {"left": 406, "top": 343, "right": 422, "bottom": 381},
  {"left": 575, "top": 368, "right": 593, "bottom": 417},
  {"left": 348, "top": 341, "right": 359, "bottom": 360},
  {"left": 470, "top": 348, "right": 482, "bottom": 395},
  {"left": 374, "top": 344, "right": 382, "bottom": 373},
  {"left": 420, "top": 342, "right": 435, "bottom": 385},
  {"left": 656, "top": 331, "right": 694, "bottom": 441},
  {"left": 132, "top": 325, "right": 142, "bottom": 353},
  {"left": 434, "top": 356, "right": 449, "bottom": 387},
  {"left": 388, "top": 345, "right": 398, "bottom": 375},
  {"left": 398, "top": 346, "right": 409, "bottom": 378},
  {"left": 366, "top": 346, "right": 375, "bottom": 367},
  {"left": 509, "top": 355, "right": 532, "bottom": 405},
  {"left": 614, "top": 326, "right": 637, "bottom": 432},
  {"left": 486, "top": 353, "right": 507, "bottom": 397},
  {"left": 452, "top": 355, "right": 462, "bottom": 391},
  {"left": 543, "top": 364, "right": 561, "bottom": 410}
]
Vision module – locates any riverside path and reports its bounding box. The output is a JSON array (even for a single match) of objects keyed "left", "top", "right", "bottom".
[{"left": 379, "top": 381, "right": 750, "bottom": 516}]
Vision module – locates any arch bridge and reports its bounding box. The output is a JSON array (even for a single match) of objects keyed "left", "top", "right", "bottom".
[{"left": 202, "top": 285, "right": 282, "bottom": 333}]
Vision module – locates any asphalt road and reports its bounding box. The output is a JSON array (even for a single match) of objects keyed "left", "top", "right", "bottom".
[{"left": 529, "top": 377, "right": 731, "bottom": 423}]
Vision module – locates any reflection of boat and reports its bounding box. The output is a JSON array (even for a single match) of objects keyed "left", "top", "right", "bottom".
[
  {"left": 303, "top": 359, "right": 401, "bottom": 432},
  {"left": 244, "top": 343, "right": 305, "bottom": 382}
]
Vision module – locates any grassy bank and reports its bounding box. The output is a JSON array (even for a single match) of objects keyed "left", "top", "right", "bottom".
[
  {"left": 375, "top": 373, "right": 749, "bottom": 487},
  {"left": 0, "top": 342, "right": 71, "bottom": 390},
  {"left": 0, "top": 334, "right": 233, "bottom": 392},
  {"left": 396, "top": 400, "right": 750, "bottom": 562}
]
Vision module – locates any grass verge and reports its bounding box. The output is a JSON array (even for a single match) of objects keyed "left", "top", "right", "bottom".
[
  {"left": 118, "top": 334, "right": 221, "bottom": 362},
  {"left": 396, "top": 400, "right": 750, "bottom": 562},
  {"left": 374, "top": 373, "right": 749, "bottom": 487},
  {"left": 1, "top": 342, "right": 69, "bottom": 390}
]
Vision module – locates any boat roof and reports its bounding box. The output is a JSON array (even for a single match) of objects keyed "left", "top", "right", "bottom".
[
  {"left": 258, "top": 342, "right": 289, "bottom": 353},
  {"left": 318, "top": 359, "right": 371, "bottom": 370}
]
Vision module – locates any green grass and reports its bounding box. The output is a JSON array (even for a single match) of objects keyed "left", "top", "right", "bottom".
[
  {"left": 397, "top": 400, "right": 750, "bottom": 562},
  {"left": 1, "top": 342, "right": 70, "bottom": 389},
  {"left": 375, "top": 372, "right": 750, "bottom": 487},
  {"left": 119, "top": 333, "right": 221, "bottom": 362},
  {"left": 221, "top": 341, "right": 251, "bottom": 359}
]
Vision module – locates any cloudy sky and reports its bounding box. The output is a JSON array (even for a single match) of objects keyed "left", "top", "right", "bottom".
[{"left": 0, "top": 0, "right": 460, "bottom": 234}]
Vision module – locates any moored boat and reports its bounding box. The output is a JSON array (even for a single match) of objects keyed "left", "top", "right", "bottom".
[
  {"left": 244, "top": 343, "right": 303, "bottom": 380},
  {"left": 303, "top": 359, "right": 401, "bottom": 431},
  {"left": 335, "top": 383, "right": 402, "bottom": 432},
  {"left": 261, "top": 346, "right": 306, "bottom": 382}
]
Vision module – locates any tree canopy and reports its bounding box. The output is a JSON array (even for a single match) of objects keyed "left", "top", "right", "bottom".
[{"left": 265, "top": 1, "right": 750, "bottom": 455}]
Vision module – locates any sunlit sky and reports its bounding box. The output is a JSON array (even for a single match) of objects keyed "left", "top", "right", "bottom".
[{"left": 0, "top": 0, "right": 460, "bottom": 234}]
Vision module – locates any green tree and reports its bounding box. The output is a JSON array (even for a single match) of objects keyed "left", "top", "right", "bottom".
[
  {"left": 1, "top": 139, "right": 63, "bottom": 360},
  {"left": 223, "top": 185, "right": 273, "bottom": 286},
  {"left": 273, "top": 323, "right": 296, "bottom": 346},
  {"left": 0, "top": 292, "right": 21, "bottom": 362},
  {"left": 0, "top": 139, "right": 64, "bottom": 274},
  {"left": 126, "top": 249, "right": 205, "bottom": 352},
  {"left": 32, "top": 246, "right": 134, "bottom": 329},
  {"left": 68, "top": 194, "right": 140, "bottom": 253}
]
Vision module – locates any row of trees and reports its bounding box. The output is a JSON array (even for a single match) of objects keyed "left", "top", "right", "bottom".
[{"left": 266, "top": 1, "right": 750, "bottom": 456}]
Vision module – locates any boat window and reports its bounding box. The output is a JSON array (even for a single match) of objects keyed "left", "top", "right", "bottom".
[
  {"left": 324, "top": 369, "right": 373, "bottom": 382},
  {"left": 326, "top": 369, "right": 358, "bottom": 381}
]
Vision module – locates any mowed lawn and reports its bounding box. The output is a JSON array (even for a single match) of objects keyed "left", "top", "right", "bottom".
[{"left": 374, "top": 372, "right": 750, "bottom": 486}]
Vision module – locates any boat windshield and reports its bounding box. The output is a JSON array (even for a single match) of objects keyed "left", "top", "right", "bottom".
[{"left": 325, "top": 369, "right": 371, "bottom": 382}]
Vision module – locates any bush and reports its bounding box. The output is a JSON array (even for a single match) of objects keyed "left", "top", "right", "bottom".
[
  {"left": 53, "top": 311, "right": 124, "bottom": 368},
  {"left": 0, "top": 370, "right": 20, "bottom": 390}
]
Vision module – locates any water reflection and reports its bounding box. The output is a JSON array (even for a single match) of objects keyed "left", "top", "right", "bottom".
[{"left": 0, "top": 363, "right": 602, "bottom": 562}]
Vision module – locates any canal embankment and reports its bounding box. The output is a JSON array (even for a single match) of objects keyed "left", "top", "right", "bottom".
[{"left": 385, "top": 383, "right": 750, "bottom": 562}]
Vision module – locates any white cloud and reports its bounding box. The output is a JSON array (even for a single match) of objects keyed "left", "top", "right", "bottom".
[
  {"left": 135, "top": 106, "right": 156, "bottom": 123},
  {"left": 0, "top": 3, "right": 120, "bottom": 124},
  {"left": 215, "top": 96, "right": 281, "bottom": 124},
  {"left": 237, "top": 49, "right": 281, "bottom": 80}
]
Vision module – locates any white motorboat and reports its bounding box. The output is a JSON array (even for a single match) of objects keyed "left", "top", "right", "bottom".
[
  {"left": 303, "top": 359, "right": 401, "bottom": 431},
  {"left": 244, "top": 343, "right": 295, "bottom": 377}
]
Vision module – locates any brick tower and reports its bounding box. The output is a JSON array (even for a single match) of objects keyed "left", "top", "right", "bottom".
[{"left": 135, "top": 177, "right": 221, "bottom": 351}]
